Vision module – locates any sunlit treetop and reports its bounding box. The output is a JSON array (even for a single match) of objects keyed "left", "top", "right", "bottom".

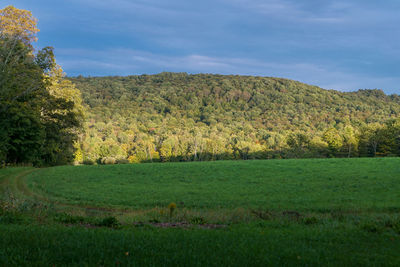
[{"left": 0, "top": 5, "right": 39, "bottom": 45}]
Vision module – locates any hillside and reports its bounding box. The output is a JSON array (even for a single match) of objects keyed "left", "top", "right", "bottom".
[{"left": 69, "top": 73, "right": 400, "bottom": 163}]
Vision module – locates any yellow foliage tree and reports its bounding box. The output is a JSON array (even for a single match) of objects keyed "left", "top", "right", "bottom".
[
  {"left": 0, "top": 5, "right": 39, "bottom": 45},
  {"left": 45, "top": 63, "right": 85, "bottom": 119},
  {"left": 45, "top": 63, "right": 86, "bottom": 162}
]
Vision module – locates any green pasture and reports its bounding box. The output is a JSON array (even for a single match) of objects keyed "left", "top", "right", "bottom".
[
  {"left": 25, "top": 158, "right": 400, "bottom": 211},
  {"left": 1, "top": 223, "right": 399, "bottom": 266},
  {"left": 1, "top": 158, "right": 400, "bottom": 266}
]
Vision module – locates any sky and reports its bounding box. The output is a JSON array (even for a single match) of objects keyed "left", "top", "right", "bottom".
[{"left": 7, "top": 0, "right": 400, "bottom": 94}]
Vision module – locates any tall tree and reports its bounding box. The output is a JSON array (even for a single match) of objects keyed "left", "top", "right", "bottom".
[
  {"left": 0, "top": 6, "right": 84, "bottom": 166},
  {"left": 323, "top": 128, "right": 343, "bottom": 157},
  {"left": 0, "top": 5, "right": 39, "bottom": 45},
  {"left": 342, "top": 125, "right": 358, "bottom": 158},
  {"left": 0, "top": 36, "right": 46, "bottom": 164}
]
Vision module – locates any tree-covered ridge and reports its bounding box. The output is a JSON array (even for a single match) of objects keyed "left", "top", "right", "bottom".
[{"left": 69, "top": 73, "right": 400, "bottom": 163}]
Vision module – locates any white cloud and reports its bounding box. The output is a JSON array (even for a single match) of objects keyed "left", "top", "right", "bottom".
[
  {"left": 222, "top": 0, "right": 400, "bottom": 27},
  {"left": 223, "top": 0, "right": 348, "bottom": 24}
]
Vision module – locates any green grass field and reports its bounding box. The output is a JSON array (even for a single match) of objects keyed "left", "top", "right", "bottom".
[
  {"left": 26, "top": 158, "right": 400, "bottom": 211},
  {"left": 1, "top": 158, "right": 400, "bottom": 266}
]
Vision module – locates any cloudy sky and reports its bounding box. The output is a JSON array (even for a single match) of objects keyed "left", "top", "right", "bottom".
[{"left": 8, "top": 0, "right": 400, "bottom": 93}]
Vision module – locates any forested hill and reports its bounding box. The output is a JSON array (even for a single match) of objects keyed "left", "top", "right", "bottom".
[{"left": 69, "top": 73, "right": 400, "bottom": 163}]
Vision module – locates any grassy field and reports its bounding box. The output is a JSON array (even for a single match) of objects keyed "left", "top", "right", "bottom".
[
  {"left": 1, "top": 158, "right": 400, "bottom": 266},
  {"left": 26, "top": 158, "right": 400, "bottom": 211},
  {"left": 1, "top": 223, "right": 399, "bottom": 266}
]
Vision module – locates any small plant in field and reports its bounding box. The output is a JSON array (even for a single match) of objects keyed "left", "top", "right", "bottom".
[
  {"left": 168, "top": 202, "right": 177, "bottom": 217},
  {"left": 0, "top": 211, "right": 25, "bottom": 224},
  {"left": 392, "top": 222, "right": 400, "bottom": 234},
  {"left": 251, "top": 209, "right": 272, "bottom": 220},
  {"left": 149, "top": 218, "right": 160, "bottom": 223},
  {"left": 0, "top": 189, "right": 17, "bottom": 211},
  {"left": 97, "top": 216, "right": 120, "bottom": 228},
  {"left": 54, "top": 213, "right": 86, "bottom": 224},
  {"left": 360, "top": 221, "right": 381, "bottom": 233},
  {"left": 190, "top": 216, "right": 206, "bottom": 225},
  {"left": 303, "top": 216, "right": 318, "bottom": 225}
]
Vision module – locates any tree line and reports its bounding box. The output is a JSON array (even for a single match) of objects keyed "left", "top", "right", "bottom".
[{"left": 69, "top": 73, "right": 400, "bottom": 164}]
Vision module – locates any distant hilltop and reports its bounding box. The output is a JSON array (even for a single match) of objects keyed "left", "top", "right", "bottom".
[{"left": 68, "top": 72, "right": 400, "bottom": 163}]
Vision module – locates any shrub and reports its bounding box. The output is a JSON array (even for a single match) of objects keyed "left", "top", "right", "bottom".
[
  {"left": 127, "top": 155, "right": 140, "bottom": 163},
  {"left": 190, "top": 216, "right": 206, "bottom": 225},
  {"left": 0, "top": 211, "right": 25, "bottom": 224},
  {"left": 101, "top": 157, "right": 116, "bottom": 165},
  {"left": 360, "top": 221, "right": 381, "bottom": 233},
  {"left": 116, "top": 158, "right": 129, "bottom": 164},
  {"left": 303, "top": 216, "right": 318, "bottom": 225},
  {"left": 82, "top": 159, "right": 95, "bottom": 165},
  {"left": 251, "top": 209, "right": 272, "bottom": 220},
  {"left": 97, "top": 216, "right": 120, "bottom": 228},
  {"left": 54, "top": 213, "right": 86, "bottom": 224}
]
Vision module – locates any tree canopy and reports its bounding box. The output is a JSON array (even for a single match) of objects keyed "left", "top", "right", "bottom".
[
  {"left": 0, "top": 5, "right": 39, "bottom": 45},
  {"left": 69, "top": 73, "right": 400, "bottom": 163},
  {"left": 0, "top": 5, "right": 84, "bottom": 166}
]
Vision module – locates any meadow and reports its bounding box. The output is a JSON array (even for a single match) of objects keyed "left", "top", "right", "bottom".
[
  {"left": 1, "top": 158, "right": 400, "bottom": 266},
  {"left": 26, "top": 158, "right": 400, "bottom": 212}
]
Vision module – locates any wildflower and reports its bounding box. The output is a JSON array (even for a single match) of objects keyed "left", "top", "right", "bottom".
[{"left": 168, "top": 202, "right": 177, "bottom": 217}]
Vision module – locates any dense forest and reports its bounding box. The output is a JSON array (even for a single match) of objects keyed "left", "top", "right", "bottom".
[{"left": 70, "top": 73, "right": 400, "bottom": 164}]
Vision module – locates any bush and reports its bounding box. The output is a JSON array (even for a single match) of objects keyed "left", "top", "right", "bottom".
[
  {"left": 0, "top": 211, "right": 25, "bottom": 224},
  {"left": 116, "top": 158, "right": 129, "bottom": 164},
  {"left": 96, "top": 216, "right": 120, "bottom": 228},
  {"left": 101, "top": 157, "right": 116, "bottom": 165},
  {"left": 54, "top": 213, "right": 86, "bottom": 224},
  {"left": 190, "top": 216, "right": 206, "bottom": 225},
  {"left": 303, "top": 216, "right": 318, "bottom": 225},
  {"left": 82, "top": 159, "right": 95, "bottom": 165},
  {"left": 360, "top": 221, "right": 381, "bottom": 233}
]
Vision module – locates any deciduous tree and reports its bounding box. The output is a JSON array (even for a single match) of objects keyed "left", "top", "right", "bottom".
[{"left": 0, "top": 5, "right": 39, "bottom": 45}]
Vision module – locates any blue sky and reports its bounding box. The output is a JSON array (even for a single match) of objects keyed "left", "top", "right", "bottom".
[{"left": 8, "top": 0, "right": 400, "bottom": 93}]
